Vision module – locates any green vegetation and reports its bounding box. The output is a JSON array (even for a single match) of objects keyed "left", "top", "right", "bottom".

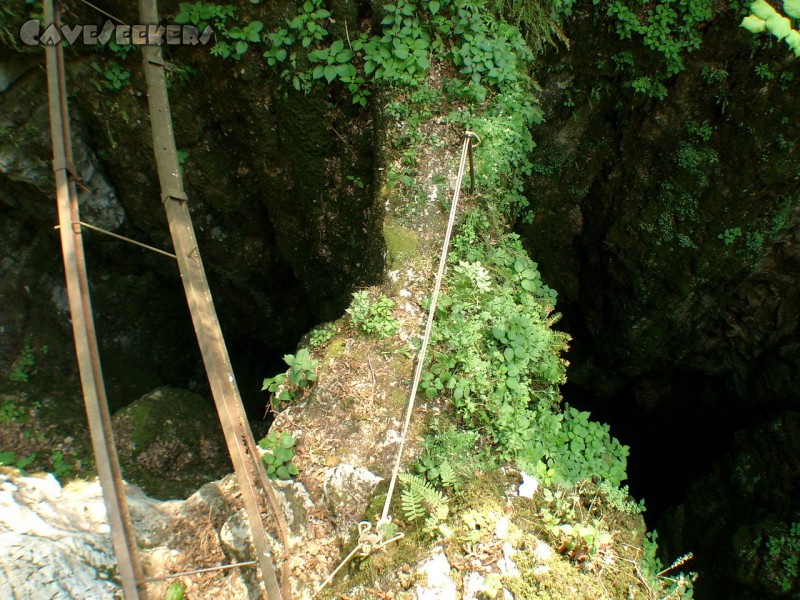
[
  {"left": 766, "top": 522, "right": 800, "bottom": 592},
  {"left": 719, "top": 226, "right": 743, "bottom": 245},
  {"left": 8, "top": 343, "right": 46, "bottom": 383},
  {"left": 164, "top": 581, "right": 186, "bottom": 600},
  {"left": 175, "top": 2, "right": 263, "bottom": 59},
  {"left": 257, "top": 431, "right": 299, "bottom": 479},
  {"left": 91, "top": 61, "right": 131, "bottom": 92},
  {"left": 262, "top": 349, "right": 318, "bottom": 407},
  {"left": 308, "top": 322, "right": 336, "bottom": 347},
  {"left": 741, "top": 0, "right": 800, "bottom": 56},
  {"left": 398, "top": 472, "right": 449, "bottom": 527},
  {"left": 0, "top": 451, "right": 36, "bottom": 473},
  {"left": 600, "top": 0, "right": 713, "bottom": 76},
  {"left": 346, "top": 291, "right": 400, "bottom": 339}
]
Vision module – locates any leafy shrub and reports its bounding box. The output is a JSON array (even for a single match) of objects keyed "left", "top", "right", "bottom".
[
  {"left": 346, "top": 291, "right": 400, "bottom": 339},
  {"left": 308, "top": 323, "right": 336, "bottom": 347},
  {"left": 413, "top": 426, "right": 484, "bottom": 490},
  {"left": 766, "top": 522, "right": 800, "bottom": 592},
  {"left": 258, "top": 431, "right": 299, "bottom": 479},
  {"left": 262, "top": 349, "right": 318, "bottom": 407}
]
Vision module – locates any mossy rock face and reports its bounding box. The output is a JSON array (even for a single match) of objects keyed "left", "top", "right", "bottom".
[
  {"left": 384, "top": 221, "right": 420, "bottom": 271},
  {"left": 112, "top": 387, "right": 231, "bottom": 499},
  {"left": 519, "top": 11, "right": 800, "bottom": 406}
]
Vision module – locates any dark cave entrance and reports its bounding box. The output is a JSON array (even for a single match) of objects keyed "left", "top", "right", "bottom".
[{"left": 555, "top": 304, "right": 749, "bottom": 524}]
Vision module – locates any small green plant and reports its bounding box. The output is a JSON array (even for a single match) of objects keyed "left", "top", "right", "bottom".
[
  {"left": 175, "top": 1, "right": 233, "bottom": 29},
  {"left": 700, "top": 64, "right": 728, "bottom": 85},
  {"left": 628, "top": 76, "right": 668, "bottom": 100},
  {"left": 0, "top": 398, "right": 26, "bottom": 423},
  {"left": 346, "top": 175, "right": 365, "bottom": 189},
  {"left": 0, "top": 451, "right": 36, "bottom": 473},
  {"left": 719, "top": 227, "right": 743, "bottom": 245},
  {"left": 414, "top": 426, "right": 483, "bottom": 490},
  {"left": 399, "top": 472, "right": 449, "bottom": 528},
  {"left": 555, "top": 520, "right": 614, "bottom": 556},
  {"left": 50, "top": 451, "right": 72, "bottom": 481},
  {"left": 262, "top": 348, "right": 318, "bottom": 406},
  {"left": 346, "top": 291, "right": 400, "bottom": 339},
  {"left": 164, "top": 582, "right": 186, "bottom": 600},
  {"left": 258, "top": 431, "right": 299, "bottom": 479},
  {"left": 309, "top": 39, "right": 356, "bottom": 83},
  {"left": 91, "top": 61, "right": 131, "bottom": 91},
  {"left": 8, "top": 343, "right": 37, "bottom": 382},
  {"left": 598, "top": 480, "right": 645, "bottom": 515},
  {"left": 766, "top": 522, "right": 800, "bottom": 593},
  {"left": 308, "top": 322, "right": 336, "bottom": 347},
  {"left": 754, "top": 62, "right": 775, "bottom": 80},
  {"left": 211, "top": 20, "right": 264, "bottom": 59}
]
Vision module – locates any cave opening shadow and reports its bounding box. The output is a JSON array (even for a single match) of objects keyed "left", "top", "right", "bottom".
[{"left": 561, "top": 370, "right": 744, "bottom": 526}]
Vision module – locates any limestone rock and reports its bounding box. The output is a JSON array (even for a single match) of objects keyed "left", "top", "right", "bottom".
[
  {"left": 322, "top": 464, "right": 382, "bottom": 536},
  {"left": 413, "top": 548, "right": 457, "bottom": 599}
]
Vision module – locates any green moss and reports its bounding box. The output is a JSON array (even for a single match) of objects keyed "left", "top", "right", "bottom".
[{"left": 383, "top": 221, "right": 419, "bottom": 271}]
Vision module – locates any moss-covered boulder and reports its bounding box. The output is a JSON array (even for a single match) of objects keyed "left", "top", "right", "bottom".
[{"left": 112, "top": 387, "right": 231, "bottom": 499}]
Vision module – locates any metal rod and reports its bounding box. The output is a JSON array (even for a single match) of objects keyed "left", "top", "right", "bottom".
[
  {"left": 137, "top": 1, "right": 291, "bottom": 598},
  {"left": 43, "top": 1, "right": 144, "bottom": 598},
  {"left": 54, "top": 221, "right": 177, "bottom": 259},
  {"left": 139, "top": 561, "right": 258, "bottom": 584}
]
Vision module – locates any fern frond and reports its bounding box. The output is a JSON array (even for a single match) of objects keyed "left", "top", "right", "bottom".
[
  {"left": 399, "top": 473, "right": 449, "bottom": 522},
  {"left": 439, "top": 460, "right": 458, "bottom": 489}
]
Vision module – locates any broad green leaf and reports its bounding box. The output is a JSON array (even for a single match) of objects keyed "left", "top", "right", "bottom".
[
  {"left": 276, "top": 465, "right": 290, "bottom": 479},
  {"left": 750, "top": 0, "right": 779, "bottom": 19},
  {"left": 331, "top": 39, "right": 344, "bottom": 54},
  {"left": 430, "top": 1, "right": 440, "bottom": 14},
  {"left": 324, "top": 64, "right": 338, "bottom": 82},
  {"left": 785, "top": 29, "right": 800, "bottom": 49},
  {"left": 336, "top": 63, "right": 356, "bottom": 78},
  {"left": 279, "top": 432, "right": 295, "bottom": 448},
  {"left": 275, "top": 447, "right": 293, "bottom": 462},
  {"left": 335, "top": 49, "right": 354, "bottom": 63},
  {"left": 784, "top": 0, "right": 800, "bottom": 16},
  {"left": 766, "top": 14, "right": 792, "bottom": 38}
]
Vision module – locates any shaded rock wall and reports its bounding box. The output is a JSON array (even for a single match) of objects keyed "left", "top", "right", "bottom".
[
  {"left": 518, "top": 8, "right": 800, "bottom": 598},
  {"left": 0, "top": 0, "right": 383, "bottom": 410},
  {"left": 520, "top": 10, "right": 800, "bottom": 408}
]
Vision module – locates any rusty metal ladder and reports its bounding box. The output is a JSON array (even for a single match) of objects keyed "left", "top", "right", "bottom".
[{"left": 43, "top": 0, "right": 290, "bottom": 597}]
